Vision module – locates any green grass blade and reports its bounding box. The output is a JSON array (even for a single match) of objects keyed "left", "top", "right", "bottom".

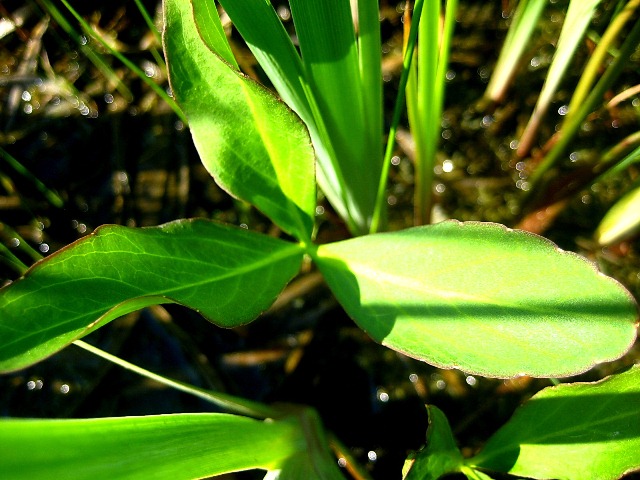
[
  {"left": 567, "top": 0, "right": 640, "bottom": 122},
  {"left": 73, "top": 340, "right": 280, "bottom": 419},
  {"left": 518, "top": 0, "right": 603, "bottom": 157},
  {"left": 470, "top": 365, "right": 640, "bottom": 480},
  {"left": 0, "top": 147, "right": 64, "bottom": 207},
  {"left": 483, "top": 0, "right": 547, "bottom": 104},
  {"left": 58, "top": 0, "right": 185, "bottom": 122},
  {"left": 0, "top": 414, "right": 305, "bottom": 479},
  {"left": 0, "top": 219, "right": 304, "bottom": 373},
  {"left": 164, "top": 0, "right": 316, "bottom": 241},
  {"left": 315, "top": 221, "right": 638, "bottom": 378},
  {"left": 525, "top": 17, "right": 640, "bottom": 195},
  {"left": 289, "top": 0, "right": 380, "bottom": 234},
  {"left": 412, "top": 0, "right": 457, "bottom": 226},
  {"left": 372, "top": 0, "right": 424, "bottom": 234}
]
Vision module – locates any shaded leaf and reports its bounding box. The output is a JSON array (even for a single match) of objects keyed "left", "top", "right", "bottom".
[
  {"left": 404, "top": 405, "right": 463, "bottom": 479},
  {"left": 163, "top": 0, "right": 315, "bottom": 241},
  {"left": 315, "top": 221, "right": 638, "bottom": 377},
  {"left": 469, "top": 365, "right": 640, "bottom": 480},
  {"left": 0, "top": 413, "right": 304, "bottom": 479},
  {"left": 0, "top": 219, "right": 303, "bottom": 372}
]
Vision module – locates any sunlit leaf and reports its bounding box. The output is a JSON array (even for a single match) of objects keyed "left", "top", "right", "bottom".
[
  {"left": 163, "top": 0, "right": 315, "bottom": 241},
  {"left": 404, "top": 405, "right": 463, "bottom": 480},
  {"left": 0, "top": 219, "right": 303, "bottom": 372},
  {"left": 315, "top": 221, "right": 638, "bottom": 377},
  {"left": 596, "top": 182, "right": 640, "bottom": 246},
  {"left": 469, "top": 365, "right": 640, "bottom": 480},
  {"left": 0, "top": 413, "right": 304, "bottom": 479}
]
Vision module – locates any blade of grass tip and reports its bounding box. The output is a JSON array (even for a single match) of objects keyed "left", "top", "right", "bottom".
[
  {"left": 0, "top": 147, "right": 64, "bottom": 208},
  {"left": 72, "top": 340, "right": 282, "bottom": 420},
  {"left": 58, "top": 0, "right": 186, "bottom": 123},
  {"left": 567, "top": 0, "right": 640, "bottom": 122},
  {"left": 371, "top": 0, "right": 424, "bottom": 234},
  {"left": 36, "top": 0, "right": 134, "bottom": 102},
  {"left": 132, "top": 0, "right": 166, "bottom": 69},
  {"left": 525, "top": 16, "right": 640, "bottom": 195},
  {"left": 517, "top": 0, "right": 604, "bottom": 158},
  {"left": 482, "top": 0, "right": 546, "bottom": 106}
]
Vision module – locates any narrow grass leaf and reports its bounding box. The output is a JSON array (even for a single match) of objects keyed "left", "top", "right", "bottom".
[
  {"left": 0, "top": 219, "right": 304, "bottom": 373},
  {"left": 315, "top": 221, "right": 638, "bottom": 378},
  {"left": 0, "top": 413, "right": 304, "bottom": 479},
  {"left": 483, "top": 0, "right": 546, "bottom": 104},
  {"left": 404, "top": 405, "right": 464, "bottom": 479},
  {"left": 289, "top": 0, "right": 380, "bottom": 234},
  {"left": 518, "top": 0, "right": 603, "bottom": 157},
  {"left": 469, "top": 365, "right": 640, "bottom": 480},
  {"left": 163, "top": 0, "right": 315, "bottom": 241}
]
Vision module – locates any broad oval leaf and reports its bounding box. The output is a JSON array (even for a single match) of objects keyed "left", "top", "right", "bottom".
[
  {"left": 469, "top": 365, "right": 640, "bottom": 480},
  {"left": 315, "top": 221, "right": 638, "bottom": 378},
  {"left": 0, "top": 219, "right": 303, "bottom": 373},
  {"left": 163, "top": 0, "right": 316, "bottom": 242},
  {"left": 0, "top": 413, "right": 304, "bottom": 479}
]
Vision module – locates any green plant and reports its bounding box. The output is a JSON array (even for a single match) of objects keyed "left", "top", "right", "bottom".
[{"left": 1, "top": 1, "right": 639, "bottom": 479}]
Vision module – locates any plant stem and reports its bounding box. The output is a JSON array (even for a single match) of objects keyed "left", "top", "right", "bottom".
[{"left": 371, "top": 0, "right": 424, "bottom": 234}]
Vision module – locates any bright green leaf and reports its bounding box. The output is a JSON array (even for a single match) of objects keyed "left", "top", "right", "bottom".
[
  {"left": 0, "top": 219, "right": 303, "bottom": 372},
  {"left": 0, "top": 413, "right": 304, "bottom": 479},
  {"left": 469, "top": 365, "right": 640, "bottom": 480},
  {"left": 315, "top": 221, "right": 638, "bottom": 378},
  {"left": 404, "top": 405, "right": 464, "bottom": 480},
  {"left": 163, "top": 0, "right": 315, "bottom": 241}
]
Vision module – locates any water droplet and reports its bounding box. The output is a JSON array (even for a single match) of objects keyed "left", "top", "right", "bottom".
[
  {"left": 9, "top": 238, "right": 20, "bottom": 247},
  {"left": 21, "top": 91, "right": 31, "bottom": 101},
  {"left": 24, "top": 104, "right": 33, "bottom": 114},
  {"left": 377, "top": 389, "right": 389, "bottom": 402},
  {"left": 435, "top": 379, "right": 446, "bottom": 390},
  {"left": 39, "top": 243, "right": 50, "bottom": 253},
  {"left": 409, "top": 373, "right": 418, "bottom": 383},
  {"left": 277, "top": 5, "right": 291, "bottom": 21},
  {"left": 558, "top": 105, "right": 569, "bottom": 116},
  {"left": 104, "top": 93, "right": 114, "bottom": 104},
  {"left": 466, "top": 376, "right": 477, "bottom": 386},
  {"left": 391, "top": 155, "right": 401, "bottom": 166},
  {"left": 367, "top": 451, "right": 377, "bottom": 462},
  {"left": 442, "top": 159, "right": 454, "bottom": 173},
  {"left": 445, "top": 70, "right": 456, "bottom": 81},
  {"left": 315, "top": 206, "right": 325, "bottom": 216},
  {"left": 60, "top": 384, "right": 70, "bottom": 394},
  {"left": 338, "top": 458, "right": 347, "bottom": 468}
]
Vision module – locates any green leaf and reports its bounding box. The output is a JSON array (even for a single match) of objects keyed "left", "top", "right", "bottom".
[
  {"left": 314, "top": 221, "right": 638, "bottom": 378},
  {"left": 0, "top": 219, "right": 303, "bottom": 372},
  {"left": 404, "top": 405, "right": 464, "bottom": 480},
  {"left": 596, "top": 182, "right": 640, "bottom": 246},
  {"left": 220, "top": 0, "right": 382, "bottom": 235},
  {"left": 264, "top": 407, "right": 346, "bottom": 480},
  {"left": 0, "top": 413, "right": 304, "bottom": 479},
  {"left": 163, "top": 0, "right": 315, "bottom": 241},
  {"left": 469, "top": 365, "right": 640, "bottom": 480}
]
